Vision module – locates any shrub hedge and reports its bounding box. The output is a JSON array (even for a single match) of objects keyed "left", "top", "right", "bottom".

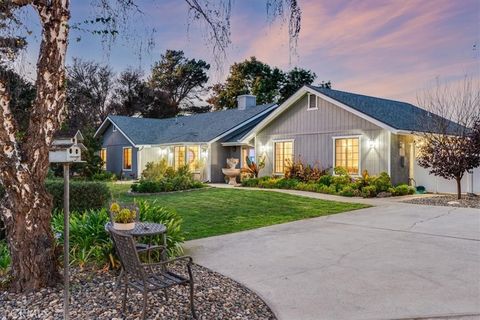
[
  {"left": 46, "top": 180, "right": 111, "bottom": 211},
  {"left": 241, "top": 168, "right": 415, "bottom": 199}
]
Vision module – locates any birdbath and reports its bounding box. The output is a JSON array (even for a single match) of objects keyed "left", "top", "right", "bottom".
[{"left": 222, "top": 158, "right": 241, "bottom": 185}]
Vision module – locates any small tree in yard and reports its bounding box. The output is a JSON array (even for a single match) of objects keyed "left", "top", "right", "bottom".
[{"left": 416, "top": 78, "right": 480, "bottom": 199}]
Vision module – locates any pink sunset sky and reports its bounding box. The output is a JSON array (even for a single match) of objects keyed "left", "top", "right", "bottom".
[{"left": 16, "top": 0, "right": 480, "bottom": 104}]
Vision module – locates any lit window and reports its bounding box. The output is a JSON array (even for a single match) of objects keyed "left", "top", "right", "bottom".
[
  {"left": 100, "top": 148, "right": 107, "bottom": 169},
  {"left": 187, "top": 146, "right": 200, "bottom": 171},
  {"left": 174, "top": 146, "right": 186, "bottom": 170},
  {"left": 308, "top": 94, "right": 317, "bottom": 110},
  {"left": 274, "top": 141, "right": 293, "bottom": 174},
  {"left": 334, "top": 137, "right": 360, "bottom": 175},
  {"left": 123, "top": 147, "right": 132, "bottom": 170}
]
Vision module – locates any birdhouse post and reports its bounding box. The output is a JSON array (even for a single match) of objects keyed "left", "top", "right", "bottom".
[{"left": 48, "top": 130, "right": 86, "bottom": 320}]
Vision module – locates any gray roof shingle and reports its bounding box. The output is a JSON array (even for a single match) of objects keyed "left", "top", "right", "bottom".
[
  {"left": 106, "top": 104, "right": 276, "bottom": 145},
  {"left": 309, "top": 86, "right": 464, "bottom": 134}
]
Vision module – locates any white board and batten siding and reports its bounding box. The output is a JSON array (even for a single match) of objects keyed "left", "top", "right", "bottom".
[{"left": 256, "top": 94, "right": 391, "bottom": 177}]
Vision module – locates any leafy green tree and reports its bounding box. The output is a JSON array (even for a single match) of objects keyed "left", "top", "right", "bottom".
[
  {"left": 149, "top": 50, "right": 210, "bottom": 117},
  {"left": 208, "top": 57, "right": 318, "bottom": 109},
  {"left": 279, "top": 67, "right": 316, "bottom": 102}
]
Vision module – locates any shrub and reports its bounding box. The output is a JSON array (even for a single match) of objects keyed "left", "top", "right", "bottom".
[
  {"left": 394, "top": 184, "right": 416, "bottom": 196},
  {"left": 46, "top": 180, "right": 110, "bottom": 211},
  {"left": 275, "top": 178, "right": 299, "bottom": 189},
  {"left": 133, "top": 163, "right": 203, "bottom": 193},
  {"left": 137, "top": 200, "right": 185, "bottom": 257},
  {"left": 318, "top": 174, "right": 333, "bottom": 186},
  {"left": 315, "top": 184, "right": 337, "bottom": 194},
  {"left": 52, "top": 209, "right": 112, "bottom": 269},
  {"left": 372, "top": 172, "right": 392, "bottom": 192},
  {"left": 340, "top": 186, "right": 356, "bottom": 197},
  {"left": 361, "top": 185, "right": 377, "bottom": 198},
  {"left": 0, "top": 241, "right": 10, "bottom": 273},
  {"left": 142, "top": 159, "right": 175, "bottom": 181},
  {"left": 332, "top": 167, "right": 351, "bottom": 190},
  {"left": 258, "top": 177, "right": 280, "bottom": 189},
  {"left": 92, "top": 171, "right": 117, "bottom": 181},
  {"left": 241, "top": 178, "right": 260, "bottom": 187},
  {"left": 295, "top": 182, "right": 317, "bottom": 192},
  {"left": 285, "top": 158, "right": 327, "bottom": 182}
]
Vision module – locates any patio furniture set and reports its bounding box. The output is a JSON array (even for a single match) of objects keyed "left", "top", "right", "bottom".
[{"left": 106, "top": 206, "right": 197, "bottom": 319}]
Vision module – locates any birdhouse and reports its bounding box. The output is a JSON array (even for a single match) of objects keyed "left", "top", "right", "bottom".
[{"left": 49, "top": 129, "right": 87, "bottom": 163}]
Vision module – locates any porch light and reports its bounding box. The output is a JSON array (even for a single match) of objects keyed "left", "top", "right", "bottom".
[{"left": 368, "top": 139, "right": 376, "bottom": 149}]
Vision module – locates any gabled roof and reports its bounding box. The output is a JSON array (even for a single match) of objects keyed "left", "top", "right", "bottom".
[
  {"left": 94, "top": 104, "right": 277, "bottom": 146},
  {"left": 308, "top": 86, "right": 464, "bottom": 134},
  {"left": 241, "top": 85, "right": 464, "bottom": 141}
]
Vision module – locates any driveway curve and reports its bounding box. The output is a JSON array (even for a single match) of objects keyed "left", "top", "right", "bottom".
[{"left": 185, "top": 193, "right": 480, "bottom": 320}]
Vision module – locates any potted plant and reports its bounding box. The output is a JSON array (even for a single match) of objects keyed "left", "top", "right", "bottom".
[{"left": 110, "top": 202, "right": 137, "bottom": 230}]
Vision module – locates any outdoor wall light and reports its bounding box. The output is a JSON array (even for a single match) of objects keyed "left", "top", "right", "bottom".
[{"left": 368, "top": 139, "right": 376, "bottom": 149}]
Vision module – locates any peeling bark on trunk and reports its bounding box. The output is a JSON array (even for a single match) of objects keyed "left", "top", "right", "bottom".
[{"left": 0, "top": 0, "right": 70, "bottom": 292}]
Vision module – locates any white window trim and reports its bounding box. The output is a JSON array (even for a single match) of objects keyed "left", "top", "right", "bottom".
[
  {"left": 122, "top": 146, "right": 133, "bottom": 171},
  {"left": 307, "top": 93, "right": 318, "bottom": 110},
  {"left": 273, "top": 139, "right": 295, "bottom": 175},
  {"left": 332, "top": 135, "right": 362, "bottom": 176}
]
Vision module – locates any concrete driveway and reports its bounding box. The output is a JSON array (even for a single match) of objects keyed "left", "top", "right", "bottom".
[{"left": 185, "top": 200, "right": 480, "bottom": 320}]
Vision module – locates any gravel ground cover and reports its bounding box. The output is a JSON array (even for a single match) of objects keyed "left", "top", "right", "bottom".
[
  {"left": 0, "top": 263, "right": 275, "bottom": 320},
  {"left": 404, "top": 194, "right": 480, "bottom": 208}
]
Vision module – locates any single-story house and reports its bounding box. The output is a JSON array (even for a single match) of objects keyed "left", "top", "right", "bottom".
[
  {"left": 95, "top": 86, "right": 478, "bottom": 193},
  {"left": 94, "top": 95, "right": 277, "bottom": 181}
]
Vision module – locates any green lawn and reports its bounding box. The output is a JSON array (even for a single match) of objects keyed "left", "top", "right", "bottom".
[{"left": 109, "top": 183, "right": 369, "bottom": 240}]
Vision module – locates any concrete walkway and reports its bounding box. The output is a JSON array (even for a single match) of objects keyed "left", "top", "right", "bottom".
[{"left": 186, "top": 187, "right": 480, "bottom": 320}]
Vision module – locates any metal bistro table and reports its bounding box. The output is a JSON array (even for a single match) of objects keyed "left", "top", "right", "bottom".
[{"left": 106, "top": 222, "right": 168, "bottom": 286}]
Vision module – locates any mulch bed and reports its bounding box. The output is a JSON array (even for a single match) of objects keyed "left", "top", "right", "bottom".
[
  {"left": 0, "top": 263, "right": 276, "bottom": 320},
  {"left": 404, "top": 194, "right": 480, "bottom": 208}
]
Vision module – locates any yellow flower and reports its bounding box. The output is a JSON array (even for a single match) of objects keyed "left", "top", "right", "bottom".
[{"left": 110, "top": 202, "right": 120, "bottom": 213}]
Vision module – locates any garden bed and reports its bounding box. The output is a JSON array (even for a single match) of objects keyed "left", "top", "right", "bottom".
[
  {"left": 404, "top": 194, "right": 480, "bottom": 208},
  {"left": 0, "top": 263, "right": 276, "bottom": 320}
]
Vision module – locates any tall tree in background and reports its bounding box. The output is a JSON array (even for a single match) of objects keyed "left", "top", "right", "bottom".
[
  {"left": 208, "top": 57, "right": 317, "bottom": 109},
  {"left": 0, "top": 0, "right": 302, "bottom": 292},
  {"left": 110, "top": 68, "right": 150, "bottom": 117},
  {"left": 149, "top": 50, "right": 210, "bottom": 117},
  {"left": 416, "top": 78, "right": 480, "bottom": 199},
  {"left": 66, "top": 59, "right": 115, "bottom": 131},
  {"left": 279, "top": 67, "right": 316, "bottom": 102}
]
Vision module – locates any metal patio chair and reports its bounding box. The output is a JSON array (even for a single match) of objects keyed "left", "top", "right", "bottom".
[{"left": 108, "top": 226, "right": 197, "bottom": 320}]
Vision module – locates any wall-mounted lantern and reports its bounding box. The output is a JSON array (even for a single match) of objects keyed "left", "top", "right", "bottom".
[{"left": 49, "top": 129, "right": 86, "bottom": 320}]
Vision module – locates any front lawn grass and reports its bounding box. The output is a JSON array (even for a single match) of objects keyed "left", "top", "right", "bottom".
[{"left": 110, "top": 183, "right": 369, "bottom": 240}]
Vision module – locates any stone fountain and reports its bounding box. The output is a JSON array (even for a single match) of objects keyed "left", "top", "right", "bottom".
[{"left": 222, "top": 158, "right": 241, "bottom": 185}]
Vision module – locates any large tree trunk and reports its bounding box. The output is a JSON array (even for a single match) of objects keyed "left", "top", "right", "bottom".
[{"left": 0, "top": 0, "right": 70, "bottom": 292}]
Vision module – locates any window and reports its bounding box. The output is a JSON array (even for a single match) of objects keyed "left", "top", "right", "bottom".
[
  {"left": 334, "top": 137, "right": 360, "bottom": 175},
  {"left": 308, "top": 94, "right": 317, "bottom": 110},
  {"left": 123, "top": 147, "right": 132, "bottom": 171},
  {"left": 100, "top": 148, "right": 107, "bottom": 169},
  {"left": 187, "top": 146, "right": 200, "bottom": 171},
  {"left": 274, "top": 141, "right": 293, "bottom": 174},
  {"left": 174, "top": 146, "right": 186, "bottom": 170}
]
